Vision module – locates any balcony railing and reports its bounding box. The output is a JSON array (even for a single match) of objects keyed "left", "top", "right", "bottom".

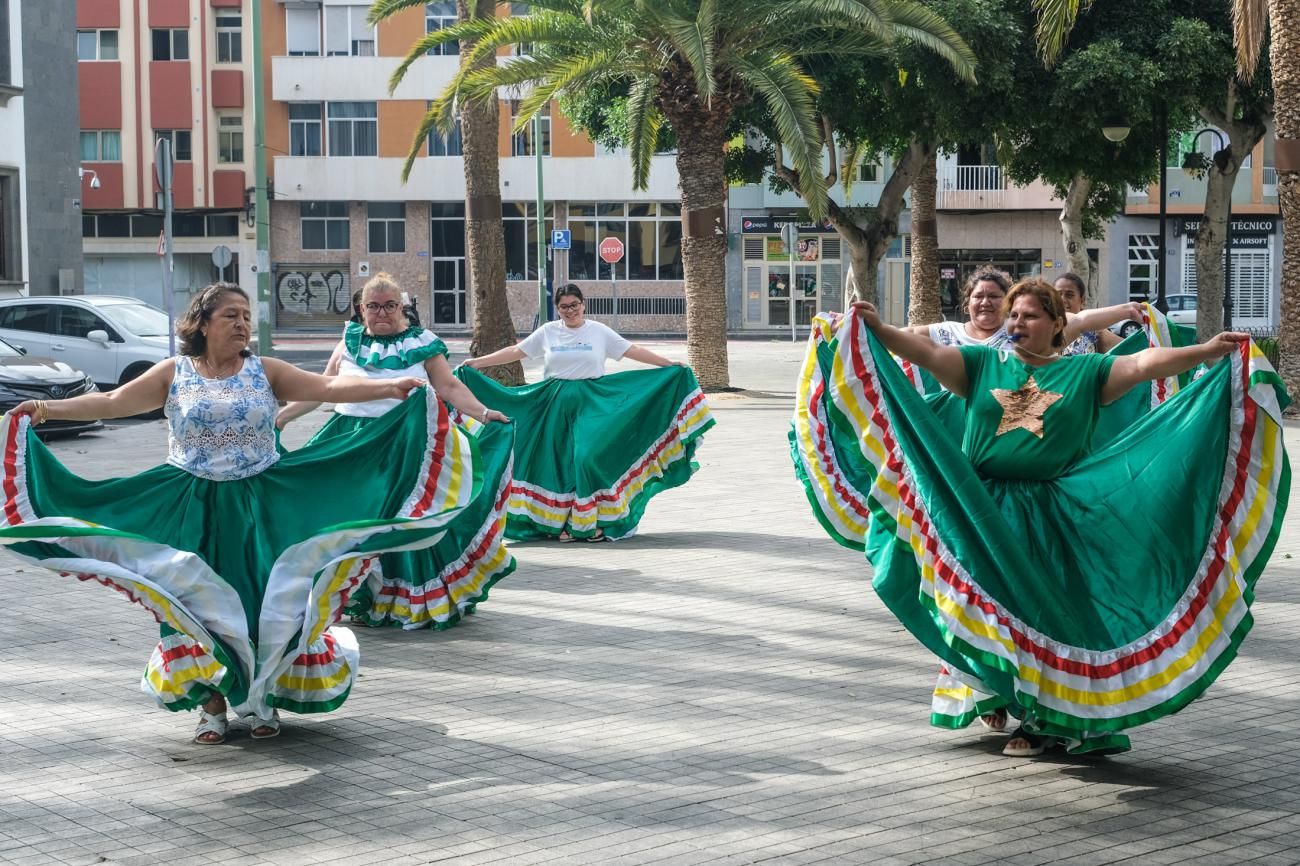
[
  {"left": 1263, "top": 166, "right": 1278, "bottom": 195},
  {"left": 938, "top": 164, "right": 1006, "bottom": 207}
]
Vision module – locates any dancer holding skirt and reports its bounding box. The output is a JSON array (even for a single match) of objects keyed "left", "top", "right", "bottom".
[
  {"left": 791, "top": 279, "right": 1290, "bottom": 756},
  {"left": 0, "top": 284, "right": 484, "bottom": 744}
]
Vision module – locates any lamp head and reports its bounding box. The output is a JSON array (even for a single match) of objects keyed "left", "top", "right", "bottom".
[
  {"left": 90, "top": 176, "right": 101, "bottom": 190},
  {"left": 1101, "top": 124, "right": 1131, "bottom": 143}
]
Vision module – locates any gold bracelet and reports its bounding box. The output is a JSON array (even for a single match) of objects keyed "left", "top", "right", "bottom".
[{"left": 32, "top": 400, "right": 47, "bottom": 425}]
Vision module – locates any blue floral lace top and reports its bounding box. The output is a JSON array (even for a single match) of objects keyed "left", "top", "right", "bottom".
[{"left": 165, "top": 354, "right": 280, "bottom": 481}]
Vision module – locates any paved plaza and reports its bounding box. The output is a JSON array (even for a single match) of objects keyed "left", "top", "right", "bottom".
[{"left": 1, "top": 338, "right": 1299, "bottom": 866}]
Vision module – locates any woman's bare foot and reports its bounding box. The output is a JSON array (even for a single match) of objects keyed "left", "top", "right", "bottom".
[{"left": 195, "top": 696, "right": 228, "bottom": 745}]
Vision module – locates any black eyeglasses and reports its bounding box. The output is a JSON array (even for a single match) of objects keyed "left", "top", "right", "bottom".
[
  {"left": 364, "top": 302, "right": 401, "bottom": 313},
  {"left": 557, "top": 301, "right": 582, "bottom": 311}
]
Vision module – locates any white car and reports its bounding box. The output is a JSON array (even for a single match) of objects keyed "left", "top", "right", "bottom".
[
  {"left": 1164, "top": 293, "right": 1197, "bottom": 326},
  {"left": 0, "top": 295, "right": 171, "bottom": 389}
]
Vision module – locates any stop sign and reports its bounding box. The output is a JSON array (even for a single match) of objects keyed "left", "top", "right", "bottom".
[{"left": 599, "top": 236, "right": 625, "bottom": 264}]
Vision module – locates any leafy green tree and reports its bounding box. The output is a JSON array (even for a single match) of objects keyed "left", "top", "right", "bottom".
[{"left": 378, "top": 0, "right": 973, "bottom": 389}]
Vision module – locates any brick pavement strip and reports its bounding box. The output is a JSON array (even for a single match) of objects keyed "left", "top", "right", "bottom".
[{"left": 1, "top": 339, "right": 1300, "bottom": 865}]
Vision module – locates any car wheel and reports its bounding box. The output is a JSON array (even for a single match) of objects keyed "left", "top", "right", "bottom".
[{"left": 1120, "top": 322, "right": 1142, "bottom": 338}]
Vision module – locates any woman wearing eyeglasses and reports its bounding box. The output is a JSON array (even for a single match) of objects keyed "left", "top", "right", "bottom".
[
  {"left": 277, "top": 273, "right": 516, "bottom": 631},
  {"left": 460, "top": 284, "right": 715, "bottom": 543}
]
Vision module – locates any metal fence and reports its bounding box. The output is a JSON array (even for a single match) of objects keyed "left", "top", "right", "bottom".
[{"left": 1243, "top": 326, "right": 1280, "bottom": 368}]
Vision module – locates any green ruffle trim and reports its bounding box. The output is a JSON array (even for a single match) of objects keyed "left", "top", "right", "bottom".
[{"left": 344, "top": 322, "right": 448, "bottom": 370}]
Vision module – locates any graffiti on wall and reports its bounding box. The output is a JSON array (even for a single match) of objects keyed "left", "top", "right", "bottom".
[{"left": 274, "top": 266, "right": 352, "bottom": 328}]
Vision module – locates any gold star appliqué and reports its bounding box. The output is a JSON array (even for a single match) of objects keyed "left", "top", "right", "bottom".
[{"left": 991, "top": 375, "right": 1063, "bottom": 439}]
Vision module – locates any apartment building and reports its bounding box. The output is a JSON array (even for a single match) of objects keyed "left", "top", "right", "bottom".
[
  {"left": 0, "top": 0, "right": 84, "bottom": 298},
  {"left": 76, "top": 0, "right": 255, "bottom": 312},
  {"left": 263, "top": 0, "right": 686, "bottom": 334}
]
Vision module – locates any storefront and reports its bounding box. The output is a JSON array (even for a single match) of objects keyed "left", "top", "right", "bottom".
[
  {"left": 1177, "top": 217, "right": 1278, "bottom": 328},
  {"left": 738, "top": 216, "right": 843, "bottom": 329},
  {"left": 936, "top": 248, "right": 1042, "bottom": 319}
]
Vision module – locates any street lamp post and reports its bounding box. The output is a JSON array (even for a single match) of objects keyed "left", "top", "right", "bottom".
[
  {"left": 1181, "top": 128, "right": 1233, "bottom": 330},
  {"left": 1101, "top": 108, "right": 1169, "bottom": 313}
]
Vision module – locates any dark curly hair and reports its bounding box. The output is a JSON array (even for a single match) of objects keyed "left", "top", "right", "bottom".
[
  {"left": 1004, "top": 278, "right": 1068, "bottom": 348},
  {"left": 960, "top": 266, "right": 1012, "bottom": 316},
  {"left": 176, "top": 283, "right": 251, "bottom": 357}
]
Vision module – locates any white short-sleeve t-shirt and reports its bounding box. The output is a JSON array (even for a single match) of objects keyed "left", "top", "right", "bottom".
[{"left": 517, "top": 320, "right": 632, "bottom": 380}]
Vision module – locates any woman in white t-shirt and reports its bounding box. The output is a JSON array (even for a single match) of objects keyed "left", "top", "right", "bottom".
[
  {"left": 466, "top": 285, "right": 680, "bottom": 378},
  {"left": 458, "top": 285, "right": 716, "bottom": 542}
]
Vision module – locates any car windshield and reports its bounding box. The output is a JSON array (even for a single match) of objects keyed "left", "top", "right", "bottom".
[
  {"left": 0, "top": 338, "right": 22, "bottom": 358},
  {"left": 103, "top": 302, "right": 172, "bottom": 337}
]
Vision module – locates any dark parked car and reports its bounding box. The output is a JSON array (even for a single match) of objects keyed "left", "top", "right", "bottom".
[{"left": 0, "top": 337, "right": 102, "bottom": 438}]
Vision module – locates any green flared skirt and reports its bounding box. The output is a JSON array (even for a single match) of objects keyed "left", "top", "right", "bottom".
[
  {"left": 456, "top": 365, "right": 715, "bottom": 541},
  {"left": 303, "top": 410, "right": 515, "bottom": 629},
  {"left": 791, "top": 313, "right": 1291, "bottom": 754},
  {"left": 0, "top": 389, "right": 482, "bottom": 720}
]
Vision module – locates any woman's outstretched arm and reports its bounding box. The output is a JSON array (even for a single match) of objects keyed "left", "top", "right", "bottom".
[
  {"left": 1101, "top": 332, "right": 1247, "bottom": 405},
  {"left": 852, "top": 303, "right": 970, "bottom": 397}
]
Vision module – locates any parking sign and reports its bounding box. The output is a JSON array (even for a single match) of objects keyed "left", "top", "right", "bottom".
[{"left": 551, "top": 229, "right": 571, "bottom": 250}]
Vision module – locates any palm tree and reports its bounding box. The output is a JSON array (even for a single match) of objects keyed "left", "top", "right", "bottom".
[
  {"left": 369, "top": 0, "right": 523, "bottom": 385},
  {"left": 1234, "top": 0, "right": 1300, "bottom": 407},
  {"left": 376, "top": 0, "right": 973, "bottom": 390}
]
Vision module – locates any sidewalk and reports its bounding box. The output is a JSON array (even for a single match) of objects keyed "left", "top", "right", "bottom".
[{"left": 0, "top": 341, "right": 1298, "bottom": 866}]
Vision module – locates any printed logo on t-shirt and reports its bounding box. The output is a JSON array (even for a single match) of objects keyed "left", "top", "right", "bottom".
[{"left": 552, "top": 343, "right": 594, "bottom": 353}]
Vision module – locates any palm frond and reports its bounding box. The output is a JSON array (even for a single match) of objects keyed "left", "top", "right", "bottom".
[
  {"left": 625, "top": 76, "right": 663, "bottom": 190},
  {"left": 367, "top": 0, "right": 430, "bottom": 26},
  {"left": 398, "top": 105, "right": 446, "bottom": 183},
  {"left": 510, "top": 50, "right": 629, "bottom": 127},
  {"left": 870, "top": 3, "right": 977, "bottom": 82},
  {"left": 1232, "top": 0, "right": 1269, "bottom": 81},
  {"left": 840, "top": 138, "right": 872, "bottom": 196},
  {"left": 728, "top": 53, "right": 828, "bottom": 217},
  {"left": 1032, "top": 0, "right": 1091, "bottom": 66}
]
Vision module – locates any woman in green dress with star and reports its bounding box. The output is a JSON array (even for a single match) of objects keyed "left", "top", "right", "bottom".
[{"left": 792, "top": 278, "right": 1290, "bottom": 758}]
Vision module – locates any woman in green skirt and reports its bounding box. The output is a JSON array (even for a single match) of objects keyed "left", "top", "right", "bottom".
[
  {"left": 461, "top": 284, "right": 715, "bottom": 542},
  {"left": 0, "top": 284, "right": 484, "bottom": 744},
  {"left": 791, "top": 279, "right": 1290, "bottom": 757},
  {"left": 278, "top": 273, "right": 514, "bottom": 630}
]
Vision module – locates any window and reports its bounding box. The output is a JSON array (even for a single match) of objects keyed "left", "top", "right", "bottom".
[
  {"left": 327, "top": 102, "right": 377, "bottom": 156},
  {"left": 502, "top": 203, "right": 554, "bottom": 280},
  {"left": 430, "top": 202, "right": 466, "bottom": 258},
  {"left": 568, "top": 202, "right": 683, "bottom": 280},
  {"left": 216, "top": 14, "right": 242, "bottom": 63},
  {"left": 1127, "top": 234, "right": 1158, "bottom": 303},
  {"left": 366, "top": 203, "right": 406, "bottom": 253},
  {"left": 325, "top": 6, "right": 375, "bottom": 56},
  {"left": 289, "top": 103, "right": 323, "bottom": 156},
  {"left": 155, "top": 130, "right": 193, "bottom": 162},
  {"left": 428, "top": 116, "right": 463, "bottom": 156},
  {"left": 0, "top": 303, "right": 52, "bottom": 332},
  {"left": 301, "top": 201, "right": 350, "bottom": 250},
  {"left": 425, "top": 2, "right": 458, "bottom": 56},
  {"left": 510, "top": 100, "right": 550, "bottom": 157},
  {"left": 217, "top": 116, "right": 244, "bottom": 163},
  {"left": 0, "top": 171, "right": 20, "bottom": 283},
  {"left": 55, "top": 307, "right": 117, "bottom": 341},
  {"left": 508, "top": 3, "right": 532, "bottom": 55},
  {"left": 857, "top": 161, "right": 880, "bottom": 183},
  {"left": 80, "top": 130, "right": 122, "bottom": 161},
  {"left": 152, "top": 28, "right": 189, "bottom": 61},
  {"left": 83, "top": 212, "right": 241, "bottom": 239},
  {"left": 77, "top": 29, "right": 119, "bottom": 61},
  {"left": 286, "top": 7, "right": 321, "bottom": 56}
]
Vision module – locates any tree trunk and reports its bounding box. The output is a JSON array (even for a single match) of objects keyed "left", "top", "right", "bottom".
[
  {"left": 1059, "top": 173, "right": 1097, "bottom": 302},
  {"left": 1268, "top": 0, "right": 1300, "bottom": 411},
  {"left": 829, "top": 138, "right": 932, "bottom": 321},
  {"left": 908, "top": 144, "right": 942, "bottom": 325},
  {"left": 460, "top": 0, "right": 523, "bottom": 384},
  {"left": 664, "top": 104, "right": 732, "bottom": 390},
  {"left": 1194, "top": 88, "right": 1269, "bottom": 342}
]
